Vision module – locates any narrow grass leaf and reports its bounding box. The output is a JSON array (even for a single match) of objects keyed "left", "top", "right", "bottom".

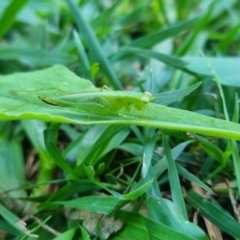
[
  {"left": 153, "top": 82, "right": 202, "bottom": 105},
  {"left": 186, "top": 190, "right": 240, "bottom": 239},
  {"left": 230, "top": 139, "right": 240, "bottom": 196},
  {"left": 129, "top": 16, "right": 201, "bottom": 49},
  {"left": 79, "top": 225, "right": 91, "bottom": 240},
  {"left": 47, "top": 180, "right": 100, "bottom": 201},
  {"left": 46, "top": 143, "right": 78, "bottom": 178},
  {"left": 154, "top": 140, "right": 193, "bottom": 178},
  {"left": 0, "top": 219, "right": 25, "bottom": 237},
  {"left": 232, "top": 94, "right": 239, "bottom": 123},
  {"left": 176, "top": 4, "right": 214, "bottom": 55},
  {"left": 73, "top": 29, "right": 93, "bottom": 82},
  {"left": 65, "top": 0, "right": 122, "bottom": 89},
  {"left": 0, "top": 140, "right": 27, "bottom": 202},
  {"left": 52, "top": 228, "right": 77, "bottom": 240},
  {"left": 0, "top": 0, "right": 28, "bottom": 38},
  {"left": 202, "top": 54, "right": 240, "bottom": 195},
  {"left": 176, "top": 164, "right": 213, "bottom": 194},
  {"left": 57, "top": 195, "right": 127, "bottom": 214},
  {"left": 189, "top": 133, "right": 224, "bottom": 165},
  {"left": 121, "top": 179, "right": 154, "bottom": 200},
  {"left": 22, "top": 120, "right": 47, "bottom": 152},
  {"left": 163, "top": 134, "right": 188, "bottom": 220},
  {"left": 145, "top": 165, "right": 162, "bottom": 198},
  {"left": 0, "top": 203, "right": 29, "bottom": 236},
  {"left": 142, "top": 129, "right": 160, "bottom": 177},
  {"left": 113, "top": 47, "right": 187, "bottom": 69}
]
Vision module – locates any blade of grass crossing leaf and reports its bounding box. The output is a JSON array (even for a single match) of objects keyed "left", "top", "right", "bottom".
[
  {"left": 65, "top": 0, "right": 122, "bottom": 89},
  {"left": 73, "top": 29, "right": 93, "bottom": 82},
  {"left": 0, "top": 0, "right": 29, "bottom": 38},
  {"left": 230, "top": 139, "right": 240, "bottom": 198},
  {"left": 163, "top": 133, "right": 188, "bottom": 220},
  {"left": 201, "top": 53, "right": 240, "bottom": 196},
  {"left": 200, "top": 52, "right": 229, "bottom": 121},
  {"left": 141, "top": 127, "right": 162, "bottom": 198},
  {"left": 142, "top": 128, "right": 160, "bottom": 177},
  {"left": 186, "top": 190, "right": 240, "bottom": 239},
  {"left": 176, "top": 164, "right": 213, "bottom": 194},
  {"left": 154, "top": 140, "right": 193, "bottom": 178},
  {"left": 230, "top": 96, "right": 240, "bottom": 199},
  {"left": 232, "top": 93, "right": 239, "bottom": 123}
]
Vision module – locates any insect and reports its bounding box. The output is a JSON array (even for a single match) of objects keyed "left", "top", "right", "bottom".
[
  {"left": 40, "top": 81, "right": 201, "bottom": 116},
  {"left": 40, "top": 90, "right": 152, "bottom": 117}
]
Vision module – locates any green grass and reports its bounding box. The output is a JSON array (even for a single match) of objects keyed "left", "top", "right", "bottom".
[{"left": 1, "top": 0, "right": 240, "bottom": 239}]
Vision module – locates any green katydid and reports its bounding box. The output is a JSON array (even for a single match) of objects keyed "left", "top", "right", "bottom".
[
  {"left": 40, "top": 82, "right": 202, "bottom": 117},
  {"left": 40, "top": 89, "right": 152, "bottom": 117}
]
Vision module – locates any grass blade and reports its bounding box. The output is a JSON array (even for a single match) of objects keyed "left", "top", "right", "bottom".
[
  {"left": 0, "top": 0, "right": 28, "bottom": 38},
  {"left": 163, "top": 133, "right": 188, "bottom": 220},
  {"left": 65, "top": 0, "right": 122, "bottom": 89},
  {"left": 73, "top": 29, "right": 93, "bottom": 82},
  {"left": 187, "top": 190, "right": 240, "bottom": 239}
]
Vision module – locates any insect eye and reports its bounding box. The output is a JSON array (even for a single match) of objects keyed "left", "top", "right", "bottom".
[{"left": 144, "top": 91, "right": 151, "bottom": 97}]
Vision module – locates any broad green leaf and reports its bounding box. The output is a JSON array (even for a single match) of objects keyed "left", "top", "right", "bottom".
[
  {"left": 183, "top": 57, "right": 240, "bottom": 87},
  {"left": 1, "top": 65, "right": 240, "bottom": 140}
]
